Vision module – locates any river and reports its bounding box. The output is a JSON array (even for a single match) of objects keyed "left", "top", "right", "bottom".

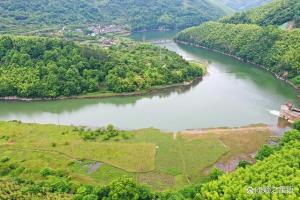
[{"left": 0, "top": 31, "right": 298, "bottom": 131}]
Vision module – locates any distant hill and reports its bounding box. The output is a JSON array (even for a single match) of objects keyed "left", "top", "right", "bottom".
[
  {"left": 0, "top": 0, "right": 229, "bottom": 33},
  {"left": 221, "top": 0, "right": 300, "bottom": 27},
  {"left": 219, "top": 0, "right": 271, "bottom": 10}
]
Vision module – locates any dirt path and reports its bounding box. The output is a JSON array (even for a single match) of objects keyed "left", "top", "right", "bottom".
[
  {"left": 177, "top": 139, "right": 190, "bottom": 183},
  {"left": 183, "top": 125, "right": 270, "bottom": 135}
]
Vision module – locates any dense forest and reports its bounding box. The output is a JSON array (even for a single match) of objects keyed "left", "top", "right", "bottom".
[
  {"left": 1, "top": 125, "right": 299, "bottom": 199},
  {"left": 220, "top": 0, "right": 300, "bottom": 27},
  {"left": 0, "top": 0, "right": 228, "bottom": 32},
  {"left": 0, "top": 36, "right": 202, "bottom": 98},
  {"left": 175, "top": 22, "right": 300, "bottom": 86}
]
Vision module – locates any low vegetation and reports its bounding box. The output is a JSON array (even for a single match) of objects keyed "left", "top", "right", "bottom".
[
  {"left": 0, "top": 35, "right": 203, "bottom": 98},
  {"left": 182, "top": 125, "right": 271, "bottom": 171},
  {"left": 0, "top": 121, "right": 270, "bottom": 192},
  {"left": 74, "top": 125, "right": 133, "bottom": 141},
  {"left": 0, "top": 121, "right": 299, "bottom": 199}
]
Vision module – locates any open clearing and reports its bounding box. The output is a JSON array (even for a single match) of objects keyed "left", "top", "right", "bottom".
[
  {"left": 0, "top": 121, "right": 270, "bottom": 190},
  {"left": 181, "top": 124, "right": 271, "bottom": 172}
]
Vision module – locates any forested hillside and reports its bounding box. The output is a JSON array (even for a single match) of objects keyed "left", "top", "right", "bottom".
[
  {"left": 0, "top": 36, "right": 202, "bottom": 98},
  {"left": 0, "top": 0, "right": 228, "bottom": 32},
  {"left": 221, "top": 0, "right": 300, "bottom": 27},
  {"left": 175, "top": 22, "right": 300, "bottom": 86},
  {"left": 200, "top": 131, "right": 300, "bottom": 199},
  {"left": 216, "top": 0, "right": 271, "bottom": 11}
]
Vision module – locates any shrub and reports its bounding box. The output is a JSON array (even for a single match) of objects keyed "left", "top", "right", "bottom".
[
  {"left": 208, "top": 168, "right": 224, "bottom": 181},
  {"left": 281, "top": 129, "right": 300, "bottom": 145},
  {"left": 11, "top": 166, "right": 25, "bottom": 176},
  {"left": 40, "top": 167, "right": 55, "bottom": 177},
  {"left": 0, "top": 165, "right": 11, "bottom": 176},
  {"left": 0, "top": 156, "right": 10, "bottom": 163},
  {"left": 237, "top": 160, "right": 251, "bottom": 168},
  {"left": 255, "top": 144, "right": 275, "bottom": 160},
  {"left": 292, "top": 121, "right": 300, "bottom": 130},
  {"left": 0, "top": 135, "right": 10, "bottom": 140},
  {"left": 45, "top": 176, "right": 72, "bottom": 193}
]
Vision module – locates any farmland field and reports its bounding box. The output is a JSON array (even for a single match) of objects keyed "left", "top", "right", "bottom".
[{"left": 0, "top": 121, "right": 270, "bottom": 190}]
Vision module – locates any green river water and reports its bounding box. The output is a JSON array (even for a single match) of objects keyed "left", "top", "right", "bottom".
[{"left": 0, "top": 31, "right": 298, "bottom": 131}]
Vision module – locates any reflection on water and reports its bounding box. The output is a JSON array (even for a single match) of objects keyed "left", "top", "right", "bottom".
[
  {"left": 0, "top": 31, "right": 299, "bottom": 131},
  {"left": 0, "top": 78, "right": 201, "bottom": 115}
]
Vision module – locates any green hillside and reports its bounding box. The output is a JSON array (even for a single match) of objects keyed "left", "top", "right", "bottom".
[
  {"left": 221, "top": 0, "right": 300, "bottom": 27},
  {"left": 0, "top": 35, "right": 202, "bottom": 98},
  {"left": 176, "top": 22, "right": 300, "bottom": 86},
  {"left": 199, "top": 131, "right": 300, "bottom": 199},
  {"left": 0, "top": 0, "right": 229, "bottom": 33}
]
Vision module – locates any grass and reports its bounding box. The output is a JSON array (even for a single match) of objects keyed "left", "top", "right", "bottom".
[
  {"left": 0, "top": 121, "right": 270, "bottom": 190},
  {"left": 0, "top": 122, "right": 155, "bottom": 172},
  {"left": 126, "top": 128, "right": 228, "bottom": 189},
  {"left": 181, "top": 124, "right": 271, "bottom": 168}
]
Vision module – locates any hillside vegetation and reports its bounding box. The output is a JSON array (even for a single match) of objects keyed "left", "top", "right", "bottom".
[
  {"left": 0, "top": 0, "right": 229, "bottom": 33},
  {"left": 0, "top": 36, "right": 202, "bottom": 98},
  {"left": 215, "top": 0, "right": 271, "bottom": 11},
  {"left": 221, "top": 0, "right": 300, "bottom": 27},
  {"left": 175, "top": 22, "right": 300, "bottom": 86},
  {"left": 0, "top": 122, "right": 299, "bottom": 199}
]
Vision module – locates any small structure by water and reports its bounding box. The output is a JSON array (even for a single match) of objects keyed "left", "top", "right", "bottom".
[{"left": 280, "top": 102, "right": 300, "bottom": 123}]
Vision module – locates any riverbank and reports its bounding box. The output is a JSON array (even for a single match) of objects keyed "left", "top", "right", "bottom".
[
  {"left": 175, "top": 40, "right": 300, "bottom": 91},
  {"left": 0, "top": 58, "right": 206, "bottom": 102},
  {"left": 0, "top": 77, "right": 203, "bottom": 102}
]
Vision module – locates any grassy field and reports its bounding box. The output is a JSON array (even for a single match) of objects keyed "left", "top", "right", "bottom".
[
  {"left": 0, "top": 122, "right": 155, "bottom": 172},
  {"left": 181, "top": 125, "right": 271, "bottom": 172},
  {"left": 0, "top": 121, "right": 270, "bottom": 190}
]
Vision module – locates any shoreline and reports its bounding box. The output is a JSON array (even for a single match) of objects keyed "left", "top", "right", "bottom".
[
  {"left": 0, "top": 77, "right": 203, "bottom": 102},
  {"left": 175, "top": 40, "right": 300, "bottom": 91}
]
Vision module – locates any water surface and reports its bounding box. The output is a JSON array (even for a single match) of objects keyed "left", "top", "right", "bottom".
[{"left": 0, "top": 31, "right": 298, "bottom": 131}]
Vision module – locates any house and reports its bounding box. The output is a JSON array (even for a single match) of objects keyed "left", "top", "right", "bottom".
[{"left": 279, "top": 102, "right": 300, "bottom": 123}]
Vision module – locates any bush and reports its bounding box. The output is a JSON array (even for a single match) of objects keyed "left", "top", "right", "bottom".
[
  {"left": 0, "top": 135, "right": 9, "bottom": 140},
  {"left": 96, "top": 177, "right": 153, "bottom": 200},
  {"left": 78, "top": 125, "right": 123, "bottom": 141},
  {"left": 237, "top": 160, "right": 251, "bottom": 168},
  {"left": 292, "top": 121, "right": 300, "bottom": 130},
  {"left": 281, "top": 129, "right": 300, "bottom": 145},
  {"left": 255, "top": 145, "right": 275, "bottom": 160},
  {"left": 11, "top": 166, "right": 25, "bottom": 176},
  {"left": 208, "top": 168, "right": 224, "bottom": 181},
  {"left": 40, "top": 168, "right": 55, "bottom": 177},
  {"left": 0, "top": 165, "right": 12, "bottom": 176},
  {"left": 45, "top": 176, "right": 72, "bottom": 193},
  {"left": 0, "top": 156, "right": 10, "bottom": 163}
]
